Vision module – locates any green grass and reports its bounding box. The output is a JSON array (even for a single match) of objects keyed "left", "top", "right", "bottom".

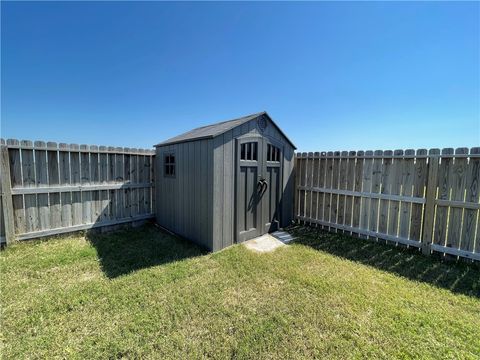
[{"left": 1, "top": 224, "right": 479, "bottom": 359}]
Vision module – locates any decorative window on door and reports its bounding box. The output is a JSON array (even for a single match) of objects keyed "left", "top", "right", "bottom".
[
  {"left": 267, "top": 144, "right": 280, "bottom": 162},
  {"left": 240, "top": 142, "right": 258, "bottom": 161}
]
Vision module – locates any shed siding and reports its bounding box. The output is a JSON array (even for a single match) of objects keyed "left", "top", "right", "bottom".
[
  {"left": 213, "top": 135, "right": 224, "bottom": 251},
  {"left": 212, "top": 117, "right": 295, "bottom": 250},
  {"left": 155, "top": 139, "right": 213, "bottom": 249}
]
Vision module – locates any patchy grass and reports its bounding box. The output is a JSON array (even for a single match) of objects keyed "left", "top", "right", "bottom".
[{"left": 1, "top": 224, "right": 479, "bottom": 359}]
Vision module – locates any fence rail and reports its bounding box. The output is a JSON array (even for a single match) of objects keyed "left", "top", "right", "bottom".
[
  {"left": 295, "top": 148, "right": 480, "bottom": 262},
  {"left": 0, "top": 138, "right": 155, "bottom": 243}
]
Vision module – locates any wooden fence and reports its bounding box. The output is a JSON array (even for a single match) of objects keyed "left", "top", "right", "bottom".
[
  {"left": 0, "top": 139, "right": 155, "bottom": 243},
  {"left": 295, "top": 148, "right": 480, "bottom": 262}
]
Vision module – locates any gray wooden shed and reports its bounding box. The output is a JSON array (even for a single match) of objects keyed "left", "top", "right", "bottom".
[{"left": 154, "top": 112, "right": 296, "bottom": 251}]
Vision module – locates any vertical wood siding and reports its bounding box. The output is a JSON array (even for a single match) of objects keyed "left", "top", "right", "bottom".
[{"left": 155, "top": 139, "right": 213, "bottom": 249}]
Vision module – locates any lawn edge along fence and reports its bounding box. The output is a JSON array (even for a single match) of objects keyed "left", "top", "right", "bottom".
[
  {"left": 295, "top": 148, "right": 480, "bottom": 262},
  {"left": 0, "top": 138, "right": 155, "bottom": 243}
]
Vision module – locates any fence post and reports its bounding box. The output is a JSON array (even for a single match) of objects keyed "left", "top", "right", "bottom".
[
  {"left": 421, "top": 148, "right": 440, "bottom": 255},
  {"left": 1, "top": 140, "right": 15, "bottom": 244}
]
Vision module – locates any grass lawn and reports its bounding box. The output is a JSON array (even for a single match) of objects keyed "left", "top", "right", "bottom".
[{"left": 1, "top": 223, "right": 479, "bottom": 359}]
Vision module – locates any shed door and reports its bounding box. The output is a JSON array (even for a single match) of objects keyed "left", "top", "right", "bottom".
[
  {"left": 235, "top": 137, "right": 283, "bottom": 243},
  {"left": 236, "top": 137, "right": 263, "bottom": 243},
  {"left": 262, "top": 140, "right": 282, "bottom": 233}
]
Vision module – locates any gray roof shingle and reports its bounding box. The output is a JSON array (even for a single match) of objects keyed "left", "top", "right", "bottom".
[{"left": 155, "top": 111, "right": 295, "bottom": 148}]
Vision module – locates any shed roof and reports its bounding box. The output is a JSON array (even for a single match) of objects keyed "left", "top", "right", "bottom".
[{"left": 155, "top": 112, "right": 296, "bottom": 148}]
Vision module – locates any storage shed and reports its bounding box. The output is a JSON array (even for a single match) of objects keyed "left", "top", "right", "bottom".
[{"left": 154, "top": 112, "right": 296, "bottom": 251}]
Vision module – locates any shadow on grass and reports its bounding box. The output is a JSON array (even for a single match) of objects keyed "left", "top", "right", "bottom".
[
  {"left": 86, "top": 223, "right": 207, "bottom": 278},
  {"left": 289, "top": 225, "right": 480, "bottom": 298}
]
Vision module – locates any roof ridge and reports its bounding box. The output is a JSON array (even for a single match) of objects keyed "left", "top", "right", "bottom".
[{"left": 191, "top": 111, "right": 265, "bottom": 131}]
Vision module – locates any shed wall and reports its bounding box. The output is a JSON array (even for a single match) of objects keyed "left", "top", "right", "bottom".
[
  {"left": 155, "top": 139, "right": 213, "bottom": 249},
  {"left": 212, "top": 117, "right": 295, "bottom": 250}
]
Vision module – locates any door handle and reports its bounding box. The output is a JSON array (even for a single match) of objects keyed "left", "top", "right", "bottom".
[
  {"left": 257, "top": 178, "right": 268, "bottom": 194},
  {"left": 260, "top": 179, "right": 268, "bottom": 194},
  {"left": 258, "top": 179, "right": 268, "bottom": 195},
  {"left": 257, "top": 179, "right": 265, "bottom": 191}
]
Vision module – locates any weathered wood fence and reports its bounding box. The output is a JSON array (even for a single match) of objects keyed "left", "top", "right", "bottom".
[
  {"left": 0, "top": 139, "right": 155, "bottom": 243},
  {"left": 295, "top": 148, "right": 480, "bottom": 262},
  {"left": 2, "top": 137, "right": 479, "bottom": 264}
]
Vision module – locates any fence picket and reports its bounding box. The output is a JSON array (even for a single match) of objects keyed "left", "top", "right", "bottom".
[
  {"left": 317, "top": 152, "right": 327, "bottom": 226},
  {"left": 22, "top": 140, "right": 38, "bottom": 233},
  {"left": 116, "top": 149, "right": 124, "bottom": 219},
  {"left": 311, "top": 152, "right": 320, "bottom": 221},
  {"left": 1, "top": 140, "right": 14, "bottom": 244},
  {"left": 101, "top": 190, "right": 109, "bottom": 221},
  {"left": 70, "top": 144, "right": 80, "bottom": 185},
  {"left": 399, "top": 149, "right": 415, "bottom": 240},
  {"left": 369, "top": 150, "right": 383, "bottom": 237},
  {"left": 360, "top": 151, "right": 373, "bottom": 237},
  {"left": 21, "top": 140, "right": 35, "bottom": 187},
  {"left": 34, "top": 141, "right": 50, "bottom": 231},
  {"left": 448, "top": 148, "right": 468, "bottom": 249},
  {"left": 71, "top": 144, "right": 82, "bottom": 226},
  {"left": 352, "top": 151, "right": 364, "bottom": 232},
  {"left": 13, "top": 195, "right": 26, "bottom": 235},
  {"left": 344, "top": 151, "right": 356, "bottom": 230},
  {"left": 434, "top": 148, "right": 454, "bottom": 246},
  {"left": 138, "top": 155, "right": 147, "bottom": 217},
  {"left": 48, "top": 142, "right": 60, "bottom": 185},
  {"left": 8, "top": 139, "right": 22, "bottom": 188},
  {"left": 99, "top": 147, "right": 108, "bottom": 183},
  {"left": 337, "top": 151, "right": 348, "bottom": 230},
  {"left": 462, "top": 148, "right": 480, "bottom": 252},
  {"left": 388, "top": 150, "right": 404, "bottom": 238},
  {"left": 378, "top": 150, "right": 393, "bottom": 235},
  {"left": 330, "top": 151, "right": 341, "bottom": 230},
  {"left": 298, "top": 153, "right": 306, "bottom": 221},
  {"left": 130, "top": 151, "right": 139, "bottom": 216},
  {"left": 422, "top": 149, "right": 440, "bottom": 254},
  {"left": 144, "top": 155, "right": 152, "bottom": 214},
  {"left": 59, "top": 143, "right": 70, "bottom": 185},
  {"left": 324, "top": 152, "right": 333, "bottom": 228},
  {"left": 50, "top": 193, "right": 61, "bottom": 229},
  {"left": 59, "top": 144, "right": 72, "bottom": 228},
  {"left": 305, "top": 152, "right": 313, "bottom": 221},
  {"left": 410, "top": 149, "right": 428, "bottom": 241}
]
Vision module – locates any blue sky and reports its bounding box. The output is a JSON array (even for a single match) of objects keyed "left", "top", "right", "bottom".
[{"left": 1, "top": 1, "right": 479, "bottom": 151}]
